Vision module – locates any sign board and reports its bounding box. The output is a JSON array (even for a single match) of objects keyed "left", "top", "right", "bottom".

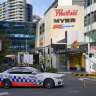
[
  {"left": 40, "top": 57, "right": 42, "bottom": 59},
  {"left": 46, "top": 57, "right": 49, "bottom": 60},
  {"left": 0, "top": 40, "right": 2, "bottom": 51},
  {"left": 75, "top": 73, "right": 96, "bottom": 77},
  {"left": 91, "top": 46, "right": 95, "bottom": 51}
]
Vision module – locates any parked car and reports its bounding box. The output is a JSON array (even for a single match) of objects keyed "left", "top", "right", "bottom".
[{"left": 0, "top": 67, "right": 64, "bottom": 88}]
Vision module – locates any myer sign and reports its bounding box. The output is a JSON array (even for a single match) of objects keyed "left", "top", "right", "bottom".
[
  {"left": 53, "top": 9, "right": 78, "bottom": 29},
  {"left": 52, "top": 6, "right": 84, "bottom": 30},
  {"left": 0, "top": 40, "right": 2, "bottom": 51}
]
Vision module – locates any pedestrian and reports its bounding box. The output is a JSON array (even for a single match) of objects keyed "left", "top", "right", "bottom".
[{"left": 40, "top": 61, "right": 45, "bottom": 72}]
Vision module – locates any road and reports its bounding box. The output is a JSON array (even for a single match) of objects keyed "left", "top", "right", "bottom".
[{"left": 0, "top": 74, "right": 96, "bottom": 96}]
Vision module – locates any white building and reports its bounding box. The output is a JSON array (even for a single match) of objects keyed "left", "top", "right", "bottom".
[
  {"left": 0, "top": 0, "right": 32, "bottom": 22},
  {"left": 84, "top": 0, "right": 96, "bottom": 73},
  {"left": 35, "top": 0, "right": 84, "bottom": 71}
]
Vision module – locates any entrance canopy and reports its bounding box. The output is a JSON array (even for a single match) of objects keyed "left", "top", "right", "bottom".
[
  {"left": 69, "top": 42, "right": 88, "bottom": 47},
  {"left": 56, "top": 42, "right": 89, "bottom": 54}
]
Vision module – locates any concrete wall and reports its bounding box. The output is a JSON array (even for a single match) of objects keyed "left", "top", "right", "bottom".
[
  {"left": 67, "top": 30, "right": 84, "bottom": 48},
  {"left": 58, "top": 0, "right": 72, "bottom": 6},
  {"left": 35, "top": 5, "right": 84, "bottom": 48}
]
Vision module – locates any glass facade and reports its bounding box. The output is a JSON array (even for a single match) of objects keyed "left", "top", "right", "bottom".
[
  {"left": 39, "top": 22, "right": 45, "bottom": 47},
  {"left": 0, "top": 21, "right": 36, "bottom": 53},
  {"left": 84, "top": 0, "right": 96, "bottom": 26},
  {"left": 84, "top": 31, "right": 96, "bottom": 42}
]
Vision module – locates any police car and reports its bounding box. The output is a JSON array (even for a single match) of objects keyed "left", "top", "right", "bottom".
[{"left": 0, "top": 67, "right": 64, "bottom": 88}]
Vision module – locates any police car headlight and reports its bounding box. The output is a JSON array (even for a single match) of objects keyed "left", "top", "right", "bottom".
[{"left": 54, "top": 77, "right": 62, "bottom": 79}]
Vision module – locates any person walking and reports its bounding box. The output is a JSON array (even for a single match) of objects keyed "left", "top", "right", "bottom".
[{"left": 40, "top": 61, "right": 45, "bottom": 72}]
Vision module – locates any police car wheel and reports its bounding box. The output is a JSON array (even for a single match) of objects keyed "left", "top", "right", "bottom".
[
  {"left": 44, "top": 79, "right": 54, "bottom": 88},
  {"left": 2, "top": 79, "right": 12, "bottom": 88}
]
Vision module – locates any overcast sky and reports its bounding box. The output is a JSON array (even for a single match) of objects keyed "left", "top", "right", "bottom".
[{"left": 0, "top": 0, "right": 55, "bottom": 17}]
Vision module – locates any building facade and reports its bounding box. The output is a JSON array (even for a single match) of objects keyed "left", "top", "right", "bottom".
[
  {"left": 0, "top": 21, "right": 36, "bottom": 53},
  {"left": 35, "top": 5, "right": 84, "bottom": 71},
  {"left": 44, "top": 0, "right": 84, "bottom": 15},
  {"left": 0, "top": 0, "right": 32, "bottom": 22},
  {"left": 84, "top": 0, "right": 96, "bottom": 72}
]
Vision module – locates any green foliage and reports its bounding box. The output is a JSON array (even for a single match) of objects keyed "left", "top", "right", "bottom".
[
  {"left": 0, "top": 67, "right": 3, "bottom": 73},
  {"left": 29, "top": 64, "right": 40, "bottom": 69},
  {"left": 29, "top": 64, "right": 57, "bottom": 73},
  {"left": 46, "top": 66, "right": 57, "bottom": 73},
  {"left": 0, "top": 31, "right": 9, "bottom": 64}
]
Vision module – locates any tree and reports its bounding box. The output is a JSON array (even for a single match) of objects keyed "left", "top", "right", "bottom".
[{"left": 0, "top": 31, "right": 9, "bottom": 66}]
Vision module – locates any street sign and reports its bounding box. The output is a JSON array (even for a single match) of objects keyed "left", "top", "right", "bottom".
[
  {"left": 91, "top": 46, "right": 95, "bottom": 51},
  {"left": 40, "top": 57, "right": 42, "bottom": 59},
  {"left": 0, "top": 40, "right": 2, "bottom": 51}
]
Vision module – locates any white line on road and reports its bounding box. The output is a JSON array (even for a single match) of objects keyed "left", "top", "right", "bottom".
[
  {"left": 68, "top": 91, "right": 79, "bottom": 93},
  {"left": 32, "top": 92, "right": 43, "bottom": 94},
  {"left": 0, "top": 92, "right": 9, "bottom": 96}
]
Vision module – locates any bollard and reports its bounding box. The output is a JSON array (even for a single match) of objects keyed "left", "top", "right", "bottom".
[{"left": 83, "top": 73, "right": 85, "bottom": 88}]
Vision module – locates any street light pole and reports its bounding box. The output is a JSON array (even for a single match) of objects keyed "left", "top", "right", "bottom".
[
  {"left": 26, "top": 39, "right": 27, "bottom": 52},
  {"left": 88, "top": 42, "right": 91, "bottom": 74}
]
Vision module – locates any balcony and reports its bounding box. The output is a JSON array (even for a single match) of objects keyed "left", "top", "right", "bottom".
[
  {"left": 8, "top": 7, "right": 16, "bottom": 10},
  {"left": 9, "top": 0, "right": 16, "bottom": 4},
  {"left": 84, "top": 22, "right": 96, "bottom": 33},
  {"left": 9, "top": 10, "right": 16, "bottom": 13},
  {"left": 84, "top": 3, "right": 96, "bottom": 16}
]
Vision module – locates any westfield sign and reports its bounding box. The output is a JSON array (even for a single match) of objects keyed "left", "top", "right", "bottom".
[
  {"left": 53, "top": 9, "right": 78, "bottom": 29},
  {"left": 55, "top": 9, "right": 78, "bottom": 16}
]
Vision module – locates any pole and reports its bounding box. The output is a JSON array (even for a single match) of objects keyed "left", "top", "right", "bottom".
[
  {"left": 26, "top": 39, "right": 27, "bottom": 52},
  {"left": 88, "top": 42, "right": 91, "bottom": 74},
  {"left": 50, "top": 44, "right": 51, "bottom": 67},
  {"left": 83, "top": 73, "right": 85, "bottom": 88},
  {"left": 43, "top": 38, "right": 44, "bottom": 64},
  {"left": 50, "top": 39, "right": 52, "bottom": 67}
]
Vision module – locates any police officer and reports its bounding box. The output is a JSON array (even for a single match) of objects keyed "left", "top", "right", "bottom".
[{"left": 40, "top": 61, "right": 45, "bottom": 72}]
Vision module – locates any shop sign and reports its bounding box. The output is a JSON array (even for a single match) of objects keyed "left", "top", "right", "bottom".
[
  {"left": 54, "top": 18, "right": 75, "bottom": 23},
  {"left": 91, "top": 46, "right": 95, "bottom": 51},
  {"left": 55, "top": 9, "right": 78, "bottom": 16},
  {"left": 53, "top": 24, "right": 74, "bottom": 29},
  {"left": 69, "top": 40, "right": 79, "bottom": 48},
  {"left": 46, "top": 57, "right": 49, "bottom": 60},
  {"left": 40, "top": 57, "right": 42, "bottom": 59}
]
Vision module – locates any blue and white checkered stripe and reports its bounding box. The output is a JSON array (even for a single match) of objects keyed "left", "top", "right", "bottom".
[
  {"left": 0, "top": 74, "right": 3, "bottom": 81},
  {"left": 9, "top": 76, "right": 43, "bottom": 85}
]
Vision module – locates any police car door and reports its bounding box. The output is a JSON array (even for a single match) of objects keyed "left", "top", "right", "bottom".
[
  {"left": 8, "top": 67, "right": 25, "bottom": 86},
  {"left": 21, "top": 68, "right": 41, "bottom": 86}
]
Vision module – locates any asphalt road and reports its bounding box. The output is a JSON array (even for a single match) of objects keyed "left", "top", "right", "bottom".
[{"left": 0, "top": 74, "right": 96, "bottom": 96}]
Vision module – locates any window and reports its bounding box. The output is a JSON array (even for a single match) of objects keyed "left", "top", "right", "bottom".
[
  {"left": 8, "top": 67, "right": 33, "bottom": 74},
  {"left": 84, "top": 16, "right": 87, "bottom": 26},
  {"left": 40, "top": 22, "right": 45, "bottom": 35},
  {"left": 87, "top": 14, "right": 90, "bottom": 25},
  {"left": 94, "top": 11, "right": 96, "bottom": 22},
  {"left": 87, "top": 0, "right": 90, "bottom": 7},
  {"left": 94, "top": 0, "right": 96, "bottom": 3}
]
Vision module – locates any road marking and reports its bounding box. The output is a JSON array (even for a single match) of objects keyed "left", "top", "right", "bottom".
[
  {"left": 78, "top": 78, "right": 83, "bottom": 81},
  {"left": 79, "top": 77, "right": 96, "bottom": 81},
  {"left": 68, "top": 91, "right": 79, "bottom": 93},
  {"left": 0, "top": 92, "right": 9, "bottom": 96},
  {"left": 32, "top": 92, "right": 43, "bottom": 94}
]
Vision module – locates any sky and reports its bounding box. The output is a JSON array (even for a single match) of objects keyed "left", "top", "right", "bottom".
[{"left": 0, "top": 0, "right": 55, "bottom": 17}]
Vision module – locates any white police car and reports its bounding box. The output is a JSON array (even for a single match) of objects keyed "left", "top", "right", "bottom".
[{"left": 0, "top": 67, "right": 64, "bottom": 88}]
